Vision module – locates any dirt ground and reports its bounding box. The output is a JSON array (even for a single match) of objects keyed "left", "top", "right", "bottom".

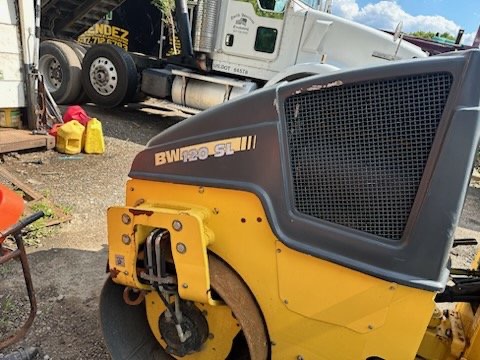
[
  {"left": 0, "top": 105, "right": 479, "bottom": 359},
  {"left": 0, "top": 105, "right": 179, "bottom": 359}
]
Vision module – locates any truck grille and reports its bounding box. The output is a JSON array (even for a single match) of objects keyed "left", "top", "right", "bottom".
[{"left": 284, "top": 72, "right": 453, "bottom": 240}]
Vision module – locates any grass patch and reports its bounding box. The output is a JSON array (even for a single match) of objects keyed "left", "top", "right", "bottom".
[
  {"left": 30, "top": 201, "right": 55, "bottom": 218},
  {"left": 60, "top": 203, "right": 74, "bottom": 216},
  {"left": 23, "top": 217, "right": 55, "bottom": 246},
  {"left": 22, "top": 200, "right": 71, "bottom": 245}
]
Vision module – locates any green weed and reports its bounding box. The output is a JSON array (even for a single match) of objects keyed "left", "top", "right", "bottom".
[{"left": 30, "top": 201, "right": 54, "bottom": 218}]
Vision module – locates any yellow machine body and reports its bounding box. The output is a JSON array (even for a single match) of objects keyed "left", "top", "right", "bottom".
[
  {"left": 102, "top": 51, "right": 480, "bottom": 360},
  {"left": 105, "top": 179, "right": 480, "bottom": 360}
]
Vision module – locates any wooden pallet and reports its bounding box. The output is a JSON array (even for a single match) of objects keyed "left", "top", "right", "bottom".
[{"left": 0, "top": 129, "right": 55, "bottom": 154}]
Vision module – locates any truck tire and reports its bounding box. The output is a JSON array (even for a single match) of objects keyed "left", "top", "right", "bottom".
[
  {"left": 81, "top": 44, "right": 138, "bottom": 108},
  {"left": 64, "top": 41, "right": 90, "bottom": 104},
  {"left": 39, "top": 40, "right": 82, "bottom": 104}
]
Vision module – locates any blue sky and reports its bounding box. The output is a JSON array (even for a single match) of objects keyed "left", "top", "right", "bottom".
[{"left": 332, "top": 0, "right": 479, "bottom": 45}]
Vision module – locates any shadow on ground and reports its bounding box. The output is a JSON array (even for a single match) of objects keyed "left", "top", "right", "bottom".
[{"left": 1, "top": 247, "right": 110, "bottom": 359}]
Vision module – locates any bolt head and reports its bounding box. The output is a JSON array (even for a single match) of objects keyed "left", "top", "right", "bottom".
[
  {"left": 122, "top": 234, "right": 131, "bottom": 245},
  {"left": 176, "top": 242, "right": 187, "bottom": 254},
  {"left": 182, "top": 283, "right": 188, "bottom": 289},
  {"left": 122, "top": 214, "right": 131, "bottom": 225},
  {"left": 172, "top": 220, "right": 183, "bottom": 231}
]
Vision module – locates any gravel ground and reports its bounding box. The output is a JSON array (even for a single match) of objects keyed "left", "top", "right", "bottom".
[
  {"left": 0, "top": 106, "right": 179, "bottom": 359},
  {"left": 0, "top": 105, "right": 479, "bottom": 359}
]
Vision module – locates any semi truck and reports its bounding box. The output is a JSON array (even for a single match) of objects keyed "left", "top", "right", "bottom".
[{"left": 39, "top": 0, "right": 427, "bottom": 116}]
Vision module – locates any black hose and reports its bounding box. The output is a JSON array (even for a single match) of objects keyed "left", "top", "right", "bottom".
[{"left": 0, "top": 211, "right": 45, "bottom": 238}]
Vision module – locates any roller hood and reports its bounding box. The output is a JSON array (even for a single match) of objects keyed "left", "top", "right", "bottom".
[{"left": 131, "top": 50, "right": 480, "bottom": 291}]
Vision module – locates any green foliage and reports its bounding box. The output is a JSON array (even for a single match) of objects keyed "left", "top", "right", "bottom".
[
  {"left": 23, "top": 200, "right": 68, "bottom": 245},
  {"left": 151, "top": 0, "right": 175, "bottom": 17},
  {"left": 151, "top": 0, "right": 178, "bottom": 55},
  {"left": 23, "top": 217, "right": 54, "bottom": 246},
  {"left": 439, "top": 32, "right": 456, "bottom": 41},
  {"left": 410, "top": 31, "right": 456, "bottom": 41},
  {"left": 30, "top": 201, "right": 54, "bottom": 218},
  {"left": 410, "top": 31, "right": 436, "bottom": 40}
]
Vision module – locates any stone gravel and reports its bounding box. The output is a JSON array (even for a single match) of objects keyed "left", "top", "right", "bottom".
[{"left": 0, "top": 106, "right": 180, "bottom": 359}]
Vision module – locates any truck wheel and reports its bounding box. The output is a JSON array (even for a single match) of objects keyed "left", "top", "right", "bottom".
[
  {"left": 64, "top": 41, "right": 90, "bottom": 104},
  {"left": 81, "top": 44, "right": 138, "bottom": 108},
  {"left": 39, "top": 40, "right": 82, "bottom": 104}
]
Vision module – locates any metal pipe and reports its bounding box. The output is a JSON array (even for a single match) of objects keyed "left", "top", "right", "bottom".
[
  {"left": 0, "top": 234, "right": 37, "bottom": 349},
  {"left": 194, "top": 0, "right": 221, "bottom": 53},
  {"left": 175, "top": 0, "right": 194, "bottom": 58}
]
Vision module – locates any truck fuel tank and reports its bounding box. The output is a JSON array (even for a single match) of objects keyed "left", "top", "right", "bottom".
[{"left": 171, "top": 70, "right": 258, "bottom": 110}]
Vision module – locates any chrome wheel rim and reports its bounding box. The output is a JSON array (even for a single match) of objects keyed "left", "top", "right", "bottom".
[
  {"left": 89, "top": 57, "right": 118, "bottom": 96},
  {"left": 39, "top": 54, "right": 62, "bottom": 92}
]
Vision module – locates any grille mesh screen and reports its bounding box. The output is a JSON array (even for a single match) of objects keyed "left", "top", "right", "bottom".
[{"left": 284, "top": 73, "right": 452, "bottom": 240}]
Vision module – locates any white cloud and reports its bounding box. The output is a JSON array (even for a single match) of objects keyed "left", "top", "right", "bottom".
[
  {"left": 332, "top": 0, "right": 359, "bottom": 20},
  {"left": 332, "top": 0, "right": 475, "bottom": 45},
  {"left": 462, "top": 31, "right": 477, "bottom": 46}
]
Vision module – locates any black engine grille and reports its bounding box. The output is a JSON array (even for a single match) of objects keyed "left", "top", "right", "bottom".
[{"left": 284, "top": 72, "right": 453, "bottom": 240}]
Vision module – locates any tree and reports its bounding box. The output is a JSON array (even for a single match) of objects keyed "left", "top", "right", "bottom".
[
  {"left": 410, "top": 31, "right": 456, "bottom": 41},
  {"left": 151, "top": 0, "right": 178, "bottom": 54}
]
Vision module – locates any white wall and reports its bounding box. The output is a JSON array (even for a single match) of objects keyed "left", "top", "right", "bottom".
[{"left": 0, "top": 0, "right": 26, "bottom": 108}]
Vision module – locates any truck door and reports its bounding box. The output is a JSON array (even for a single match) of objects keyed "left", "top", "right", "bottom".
[{"left": 221, "top": 0, "right": 286, "bottom": 61}]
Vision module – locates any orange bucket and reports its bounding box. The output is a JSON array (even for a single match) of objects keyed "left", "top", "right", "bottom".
[{"left": 0, "top": 184, "right": 24, "bottom": 232}]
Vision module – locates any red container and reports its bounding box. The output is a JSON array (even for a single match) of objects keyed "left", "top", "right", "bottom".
[
  {"left": 49, "top": 123, "right": 64, "bottom": 137},
  {"left": 63, "top": 105, "right": 90, "bottom": 127},
  {"left": 0, "top": 184, "right": 24, "bottom": 233}
]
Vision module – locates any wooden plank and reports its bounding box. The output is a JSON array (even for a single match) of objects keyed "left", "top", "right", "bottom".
[
  {"left": 0, "top": 167, "right": 72, "bottom": 226},
  {"left": 0, "top": 166, "right": 43, "bottom": 200},
  {"left": 0, "top": 129, "right": 55, "bottom": 153}
]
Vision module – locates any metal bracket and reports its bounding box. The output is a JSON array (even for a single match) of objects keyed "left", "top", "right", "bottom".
[{"left": 107, "top": 204, "right": 217, "bottom": 305}]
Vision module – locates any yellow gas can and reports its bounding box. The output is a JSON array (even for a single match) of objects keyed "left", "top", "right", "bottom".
[
  {"left": 56, "top": 120, "right": 85, "bottom": 155},
  {"left": 84, "top": 118, "right": 105, "bottom": 154}
]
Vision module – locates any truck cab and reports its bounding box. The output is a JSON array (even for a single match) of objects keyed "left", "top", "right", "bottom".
[{"left": 210, "top": 0, "right": 426, "bottom": 81}]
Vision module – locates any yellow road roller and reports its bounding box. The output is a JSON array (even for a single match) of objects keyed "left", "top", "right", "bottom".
[{"left": 100, "top": 50, "right": 480, "bottom": 359}]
